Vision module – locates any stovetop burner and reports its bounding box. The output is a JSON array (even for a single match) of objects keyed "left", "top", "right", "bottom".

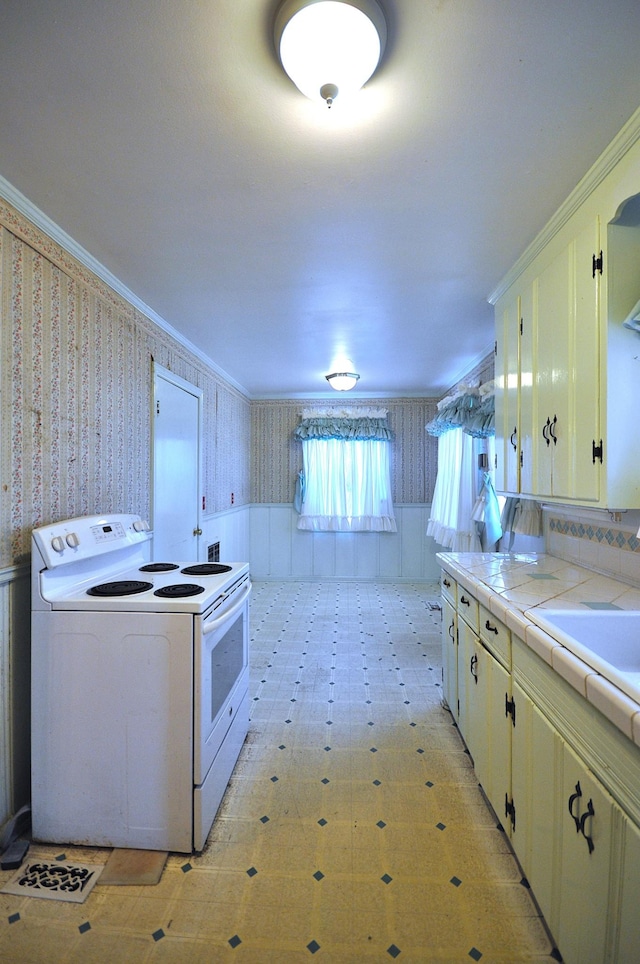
[
  {"left": 139, "top": 563, "right": 179, "bottom": 572},
  {"left": 87, "top": 580, "right": 154, "bottom": 597},
  {"left": 181, "top": 563, "right": 232, "bottom": 576},
  {"left": 153, "top": 583, "right": 205, "bottom": 599}
]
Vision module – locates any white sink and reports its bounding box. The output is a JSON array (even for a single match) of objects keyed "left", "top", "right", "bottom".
[{"left": 526, "top": 609, "right": 640, "bottom": 704}]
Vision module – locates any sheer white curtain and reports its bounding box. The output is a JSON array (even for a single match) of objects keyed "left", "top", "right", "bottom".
[
  {"left": 427, "top": 428, "right": 482, "bottom": 551},
  {"left": 298, "top": 437, "right": 397, "bottom": 532}
]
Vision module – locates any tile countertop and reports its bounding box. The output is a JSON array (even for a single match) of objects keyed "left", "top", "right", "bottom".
[{"left": 436, "top": 551, "right": 640, "bottom": 747}]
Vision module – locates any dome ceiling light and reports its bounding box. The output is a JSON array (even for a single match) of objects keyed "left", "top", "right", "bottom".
[
  {"left": 274, "top": 0, "right": 387, "bottom": 108},
  {"left": 326, "top": 371, "right": 360, "bottom": 391}
]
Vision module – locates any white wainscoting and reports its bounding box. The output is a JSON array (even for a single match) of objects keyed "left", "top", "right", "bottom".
[
  {"left": 0, "top": 565, "right": 30, "bottom": 828},
  {"left": 201, "top": 505, "right": 251, "bottom": 564},
  {"left": 249, "top": 504, "right": 442, "bottom": 581}
]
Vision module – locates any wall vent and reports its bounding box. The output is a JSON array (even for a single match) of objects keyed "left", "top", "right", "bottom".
[{"left": 208, "top": 542, "right": 220, "bottom": 563}]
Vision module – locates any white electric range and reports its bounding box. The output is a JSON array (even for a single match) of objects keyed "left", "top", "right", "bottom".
[{"left": 31, "top": 512, "right": 251, "bottom": 853}]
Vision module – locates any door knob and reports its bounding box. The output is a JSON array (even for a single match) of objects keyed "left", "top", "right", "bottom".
[{"left": 193, "top": 527, "right": 203, "bottom": 536}]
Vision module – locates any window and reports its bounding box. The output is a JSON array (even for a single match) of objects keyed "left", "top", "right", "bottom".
[
  {"left": 425, "top": 385, "right": 500, "bottom": 551},
  {"left": 294, "top": 408, "right": 396, "bottom": 533}
]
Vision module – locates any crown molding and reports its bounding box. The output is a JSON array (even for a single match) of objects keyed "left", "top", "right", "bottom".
[
  {"left": 0, "top": 175, "right": 250, "bottom": 398},
  {"left": 488, "top": 105, "right": 640, "bottom": 306}
]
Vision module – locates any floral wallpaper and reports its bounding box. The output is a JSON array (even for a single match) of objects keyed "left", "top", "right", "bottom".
[
  {"left": 0, "top": 202, "right": 250, "bottom": 567},
  {"left": 1, "top": 193, "right": 495, "bottom": 565},
  {"left": 249, "top": 353, "right": 495, "bottom": 508},
  {"left": 251, "top": 397, "right": 440, "bottom": 506}
]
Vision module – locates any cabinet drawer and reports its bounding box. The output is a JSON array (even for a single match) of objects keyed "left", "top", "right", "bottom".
[
  {"left": 440, "top": 572, "right": 456, "bottom": 606},
  {"left": 479, "top": 604, "right": 510, "bottom": 669},
  {"left": 457, "top": 590, "right": 478, "bottom": 632}
]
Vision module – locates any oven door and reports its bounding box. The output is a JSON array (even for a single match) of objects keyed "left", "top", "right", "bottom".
[{"left": 193, "top": 577, "right": 251, "bottom": 786}]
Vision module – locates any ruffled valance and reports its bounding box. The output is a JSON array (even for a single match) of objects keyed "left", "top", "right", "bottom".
[
  {"left": 426, "top": 382, "right": 495, "bottom": 438},
  {"left": 294, "top": 408, "right": 393, "bottom": 441}
]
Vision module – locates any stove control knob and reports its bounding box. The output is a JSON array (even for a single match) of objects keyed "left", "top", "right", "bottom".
[
  {"left": 65, "top": 532, "right": 80, "bottom": 548},
  {"left": 133, "top": 520, "right": 149, "bottom": 532},
  {"left": 51, "top": 536, "right": 65, "bottom": 553}
]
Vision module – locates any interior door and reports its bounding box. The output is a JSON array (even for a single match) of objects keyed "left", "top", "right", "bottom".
[{"left": 152, "top": 364, "right": 202, "bottom": 561}]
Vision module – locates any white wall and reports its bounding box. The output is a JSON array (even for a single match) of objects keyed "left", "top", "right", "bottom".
[{"left": 249, "top": 504, "right": 442, "bottom": 581}]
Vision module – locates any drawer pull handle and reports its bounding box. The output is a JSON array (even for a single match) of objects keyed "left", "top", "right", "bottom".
[
  {"left": 579, "top": 799, "right": 595, "bottom": 854},
  {"left": 470, "top": 653, "right": 478, "bottom": 684},
  {"left": 443, "top": 578, "right": 451, "bottom": 588},
  {"left": 510, "top": 426, "right": 517, "bottom": 451},
  {"left": 485, "top": 619, "right": 498, "bottom": 635},
  {"left": 568, "top": 781, "right": 582, "bottom": 831},
  {"left": 460, "top": 595, "right": 470, "bottom": 607},
  {"left": 448, "top": 620, "right": 455, "bottom": 642}
]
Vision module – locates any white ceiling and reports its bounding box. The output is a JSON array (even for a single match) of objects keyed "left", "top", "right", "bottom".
[{"left": 1, "top": 1, "right": 640, "bottom": 398}]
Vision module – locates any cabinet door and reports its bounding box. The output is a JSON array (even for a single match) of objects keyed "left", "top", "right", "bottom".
[
  {"left": 456, "top": 617, "right": 477, "bottom": 746},
  {"left": 441, "top": 596, "right": 458, "bottom": 719},
  {"left": 485, "top": 653, "right": 511, "bottom": 812},
  {"left": 531, "top": 218, "right": 601, "bottom": 501},
  {"left": 518, "top": 284, "right": 535, "bottom": 496},
  {"left": 533, "top": 251, "right": 567, "bottom": 497},
  {"left": 463, "top": 632, "right": 490, "bottom": 790},
  {"left": 495, "top": 290, "right": 520, "bottom": 494},
  {"left": 568, "top": 218, "right": 600, "bottom": 502},
  {"left": 457, "top": 630, "right": 511, "bottom": 814},
  {"left": 555, "top": 741, "right": 614, "bottom": 964},
  {"left": 617, "top": 814, "right": 640, "bottom": 962},
  {"left": 510, "top": 680, "right": 560, "bottom": 926}
]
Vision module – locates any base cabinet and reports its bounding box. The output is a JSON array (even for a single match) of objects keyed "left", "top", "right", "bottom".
[{"left": 439, "top": 566, "right": 640, "bottom": 964}]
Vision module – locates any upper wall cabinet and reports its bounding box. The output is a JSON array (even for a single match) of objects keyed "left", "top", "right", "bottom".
[{"left": 492, "top": 108, "right": 640, "bottom": 509}]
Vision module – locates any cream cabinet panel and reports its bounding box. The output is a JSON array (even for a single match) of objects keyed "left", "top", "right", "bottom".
[
  {"left": 456, "top": 616, "right": 476, "bottom": 743},
  {"left": 617, "top": 815, "right": 640, "bottom": 961},
  {"left": 441, "top": 596, "right": 458, "bottom": 720},
  {"left": 518, "top": 283, "right": 535, "bottom": 496},
  {"left": 483, "top": 647, "right": 511, "bottom": 808},
  {"left": 457, "top": 623, "right": 511, "bottom": 811},
  {"left": 494, "top": 217, "right": 602, "bottom": 504},
  {"left": 494, "top": 289, "right": 520, "bottom": 494},
  {"left": 510, "top": 679, "right": 560, "bottom": 928},
  {"left": 462, "top": 630, "right": 490, "bottom": 790},
  {"left": 532, "top": 249, "right": 568, "bottom": 497},
  {"left": 531, "top": 218, "right": 601, "bottom": 501},
  {"left": 554, "top": 741, "right": 615, "bottom": 964}
]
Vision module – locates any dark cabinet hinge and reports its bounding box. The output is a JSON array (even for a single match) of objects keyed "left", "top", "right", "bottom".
[
  {"left": 505, "top": 794, "right": 516, "bottom": 832},
  {"left": 494, "top": 339, "right": 497, "bottom": 356},
  {"left": 519, "top": 316, "right": 523, "bottom": 336},
  {"left": 505, "top": 694, "right": 516, "bottom": 726},
  {"left": 592, "top": 251, "right": 603, "bottom": 277},
  {"left": 519, "top": 450, "right": 523, "bottom": 467},
  {"left": 592, "top": 439, "right": 603, "bottom": 464}
]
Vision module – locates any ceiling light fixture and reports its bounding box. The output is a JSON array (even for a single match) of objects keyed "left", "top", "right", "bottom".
[
  {"left": 326, "top": 371, "right": 360, "bottom": 391},
  {"left": 274, "top": 0, "right": 387, "bottom": 108}
]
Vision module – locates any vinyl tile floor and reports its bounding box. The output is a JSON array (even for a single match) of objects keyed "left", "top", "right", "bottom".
[{"left": 0, "top": 581, "right": 559, "bottom": 963}]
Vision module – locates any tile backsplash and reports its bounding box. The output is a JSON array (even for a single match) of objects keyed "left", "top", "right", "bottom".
[{"left": 544, "top": 506, "right": 640, "bottom": 587}]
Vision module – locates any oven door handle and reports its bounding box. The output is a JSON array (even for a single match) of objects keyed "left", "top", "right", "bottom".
[{"left": 201, "top": 582, "right": 251, "bottom": 635}]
